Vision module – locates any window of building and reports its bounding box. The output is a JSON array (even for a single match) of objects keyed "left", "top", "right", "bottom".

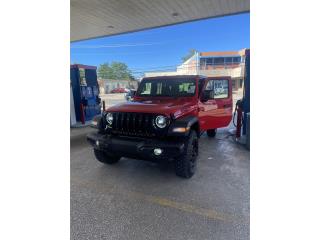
[
  {"left": 225, "top": 57, "right": 233, "bottom": 64},
  {"left": 205, "top": 58, "right": 213, "bottom": 66},
  {"left": 232, "top": 80, "right": 236, "bottom": 88},
  {"left": 200, "top": 58, "right": 206, "bottom": 67},
  {"left": 214, "top": 57, "right": 224, "bottom": 65},
  {"left": 232, "top": 57, "right": 241, "bottom": 63}
]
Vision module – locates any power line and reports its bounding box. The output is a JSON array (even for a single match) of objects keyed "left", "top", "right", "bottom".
[
  {"left": 131, "top": 64, "right": 201, "bottom": 74},
  {"left": 130, "top": 62, "right": 244, "bottom": 74},
  {"left": 130, "top": 63, "right": 200, "bottom": 73}
]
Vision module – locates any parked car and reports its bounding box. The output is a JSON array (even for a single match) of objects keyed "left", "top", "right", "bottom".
[
  {"left": 87, "top": 75, "right": 233, "bottom": 178},
  {"left": 110, "top": 87, "right": 130, "bottom": 93},
  {"left": 124, "top": 89, "right": 136, "bottom": 101}
]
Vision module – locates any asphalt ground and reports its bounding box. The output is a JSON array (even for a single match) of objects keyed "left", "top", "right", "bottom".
[{"left": 71, "top": 126, "right": 250, "bottom": 240}]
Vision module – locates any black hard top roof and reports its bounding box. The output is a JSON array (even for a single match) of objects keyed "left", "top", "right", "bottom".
[{"left": 142, "top": 75, "right": 207, "bottom": 80}]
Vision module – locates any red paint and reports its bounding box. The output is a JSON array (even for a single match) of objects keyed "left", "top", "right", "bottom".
[
  {"left": 107, "top": 75, "right": 233, "bottom": 132},
  {"left": 198, "top": 76, "right": 233, "bottom": 130}
]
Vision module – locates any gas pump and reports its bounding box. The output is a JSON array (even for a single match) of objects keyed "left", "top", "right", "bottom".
[
  {"left": 70, "top": 64, "right": 101, "bottom": 125},
  {"left": 80, "top": 85, "right": 101, "bottom": 121},
  {"left": 233, "top": 49, "right": 250, "bottom": 148}
]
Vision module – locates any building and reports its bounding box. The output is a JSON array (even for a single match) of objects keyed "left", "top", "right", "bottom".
[
  {"left": 144, "top": 49, "right": 248, "bottom": 91},
  {"left": 98, "top": 78, "right": 139, "bottom": 94}
]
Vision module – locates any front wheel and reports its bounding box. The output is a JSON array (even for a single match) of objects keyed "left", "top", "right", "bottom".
[
  {"left": 175, "top": 130, "right": 199, "bottom": 178},
  {"left": 94, "top": 149, "right": 120, "bottom": 164},
  {"left": 207, "top": 129, "right": 217, "bottom": 138}
]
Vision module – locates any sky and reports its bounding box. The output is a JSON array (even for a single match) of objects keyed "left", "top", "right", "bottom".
[{"left": 70, "top": 13, "right": 249, "bottom": 77}]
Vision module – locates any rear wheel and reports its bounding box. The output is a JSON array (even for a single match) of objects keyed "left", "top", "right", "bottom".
[
  {"left": 207, "top": 129, "right": 217, "bottom": 138},
  {"left": 175, "top": 130, "right": 199, "bottom": 178},
  {"left": 94, "top": 149, "right": 120, "bottom": 164}
]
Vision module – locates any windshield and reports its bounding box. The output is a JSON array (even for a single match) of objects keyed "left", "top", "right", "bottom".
[{"left": 136, "top": 78, "right": 196, "bottom": 97}]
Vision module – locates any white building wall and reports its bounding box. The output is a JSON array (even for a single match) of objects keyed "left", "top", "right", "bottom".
[
  {"left": 199, "top": 65, "right": 244, "bottom": 78},
  {"left": 143, "top": 51, "right": 246, "bottom": 80}
]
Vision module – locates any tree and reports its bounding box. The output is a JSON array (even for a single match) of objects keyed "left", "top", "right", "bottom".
[
  {"left": 97, "top": 63, "right": 112, "bottom": 79},
  {"left": 98, "top": 61, "right": 134, "bottom": 80},
  {"left": 181, "top": 49, "right": 197, "bottom": 62}
]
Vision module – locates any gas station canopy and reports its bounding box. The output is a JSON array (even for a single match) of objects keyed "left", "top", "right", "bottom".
[{"left": 71, "top": 0, "right": 249, "bottom": 42}]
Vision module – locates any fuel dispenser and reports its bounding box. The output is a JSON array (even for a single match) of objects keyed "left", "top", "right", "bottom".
[
  {"left": 233, "top": 49, "right": 250, "bottom": 149},
  {"left": 70, "top": 64, "right": 101, "bottom": 124}
]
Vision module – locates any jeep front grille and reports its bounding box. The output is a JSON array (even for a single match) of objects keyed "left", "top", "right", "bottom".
[{"left": 111, "top": 112, "right": 159, "bottom": 137}]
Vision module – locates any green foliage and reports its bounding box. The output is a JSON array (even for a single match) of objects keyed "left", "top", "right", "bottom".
[
  {"left": 97, "top": 63, "right": 112, "bottom": 79},
  {"left": 181, "top": 49, "right": 197, "bottom": 62},
  {"left": 98, "top": 62, "right": 134, "bottom": 80}
]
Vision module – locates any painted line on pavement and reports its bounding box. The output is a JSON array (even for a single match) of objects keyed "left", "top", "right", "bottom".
[{"left": 72, "top": 177, "right": 239, "bottom": 222}]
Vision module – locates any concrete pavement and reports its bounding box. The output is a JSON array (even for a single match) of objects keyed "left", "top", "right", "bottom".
[{"left": 71, "top": 126, "right": 249, "bottom": 240}]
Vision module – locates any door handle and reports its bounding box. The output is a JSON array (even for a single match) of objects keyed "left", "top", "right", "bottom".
[
  {"left": 223, "top": 104, "right": 231, "bottom": 108},
  {"left": 198, "top": 107, "right": 205, "bottom": 111}
]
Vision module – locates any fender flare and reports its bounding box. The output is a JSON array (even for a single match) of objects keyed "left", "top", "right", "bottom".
[
  {"left": 167, "top": 116, "right": 199, "bottom": 137},
  {"left": 91, "top": 114, "right": 105, "bottom": 131}
]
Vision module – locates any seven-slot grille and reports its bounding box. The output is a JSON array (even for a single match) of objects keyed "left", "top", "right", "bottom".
[{"left": 110, "top": 112, "right": 160, "bottom": 137}]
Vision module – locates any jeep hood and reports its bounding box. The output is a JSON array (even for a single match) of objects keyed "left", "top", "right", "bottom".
[{"left": 107, "top": 98, "right": 196, "bottom": 118}]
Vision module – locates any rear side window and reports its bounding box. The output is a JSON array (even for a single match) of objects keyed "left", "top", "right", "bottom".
[
  {"left": 137, "top": 78, "right": 196, "bottom": 97},
  {"left": 140, "top": 82, "right": 152, "bottom": 95}
]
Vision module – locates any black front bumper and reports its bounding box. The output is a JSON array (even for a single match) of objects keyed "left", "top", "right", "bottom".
[{"left": 87, "top": 132, "right": 185, "bottom": 161}]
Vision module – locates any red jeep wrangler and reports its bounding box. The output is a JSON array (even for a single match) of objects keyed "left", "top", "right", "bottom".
[{"left": 87, "top": 75, "right": 232, "bottom": 178}]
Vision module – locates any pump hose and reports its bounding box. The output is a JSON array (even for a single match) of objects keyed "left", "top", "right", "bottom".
[
  {"left": 233, "top": 100, "right": 244, "bottom": 127},
  {"left": 232, "top": 111, "right": 237, "bottom": 127}
]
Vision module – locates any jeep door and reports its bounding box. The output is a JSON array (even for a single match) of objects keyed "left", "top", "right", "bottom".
[{"left": 198, "top": 77, "right": 233, "bottom": 130}]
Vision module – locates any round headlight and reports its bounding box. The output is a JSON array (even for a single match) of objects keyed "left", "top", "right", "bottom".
[
  {"left": 155, "top": 115, "right": 167, "bottom": 128},
  {"left": 106, "top": 113, "right": 113, "bottom": 125}
]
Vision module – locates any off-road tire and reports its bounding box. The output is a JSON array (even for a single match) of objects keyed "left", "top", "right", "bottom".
[
  {"left": 175, "top": 130, "right": 199, "bottom": 178},
  {"left": 94, "top": 149, "right": 120, "bottom": 164},
  {"left": 207, "top": 129, "right": 217, "bottom": 138}
]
